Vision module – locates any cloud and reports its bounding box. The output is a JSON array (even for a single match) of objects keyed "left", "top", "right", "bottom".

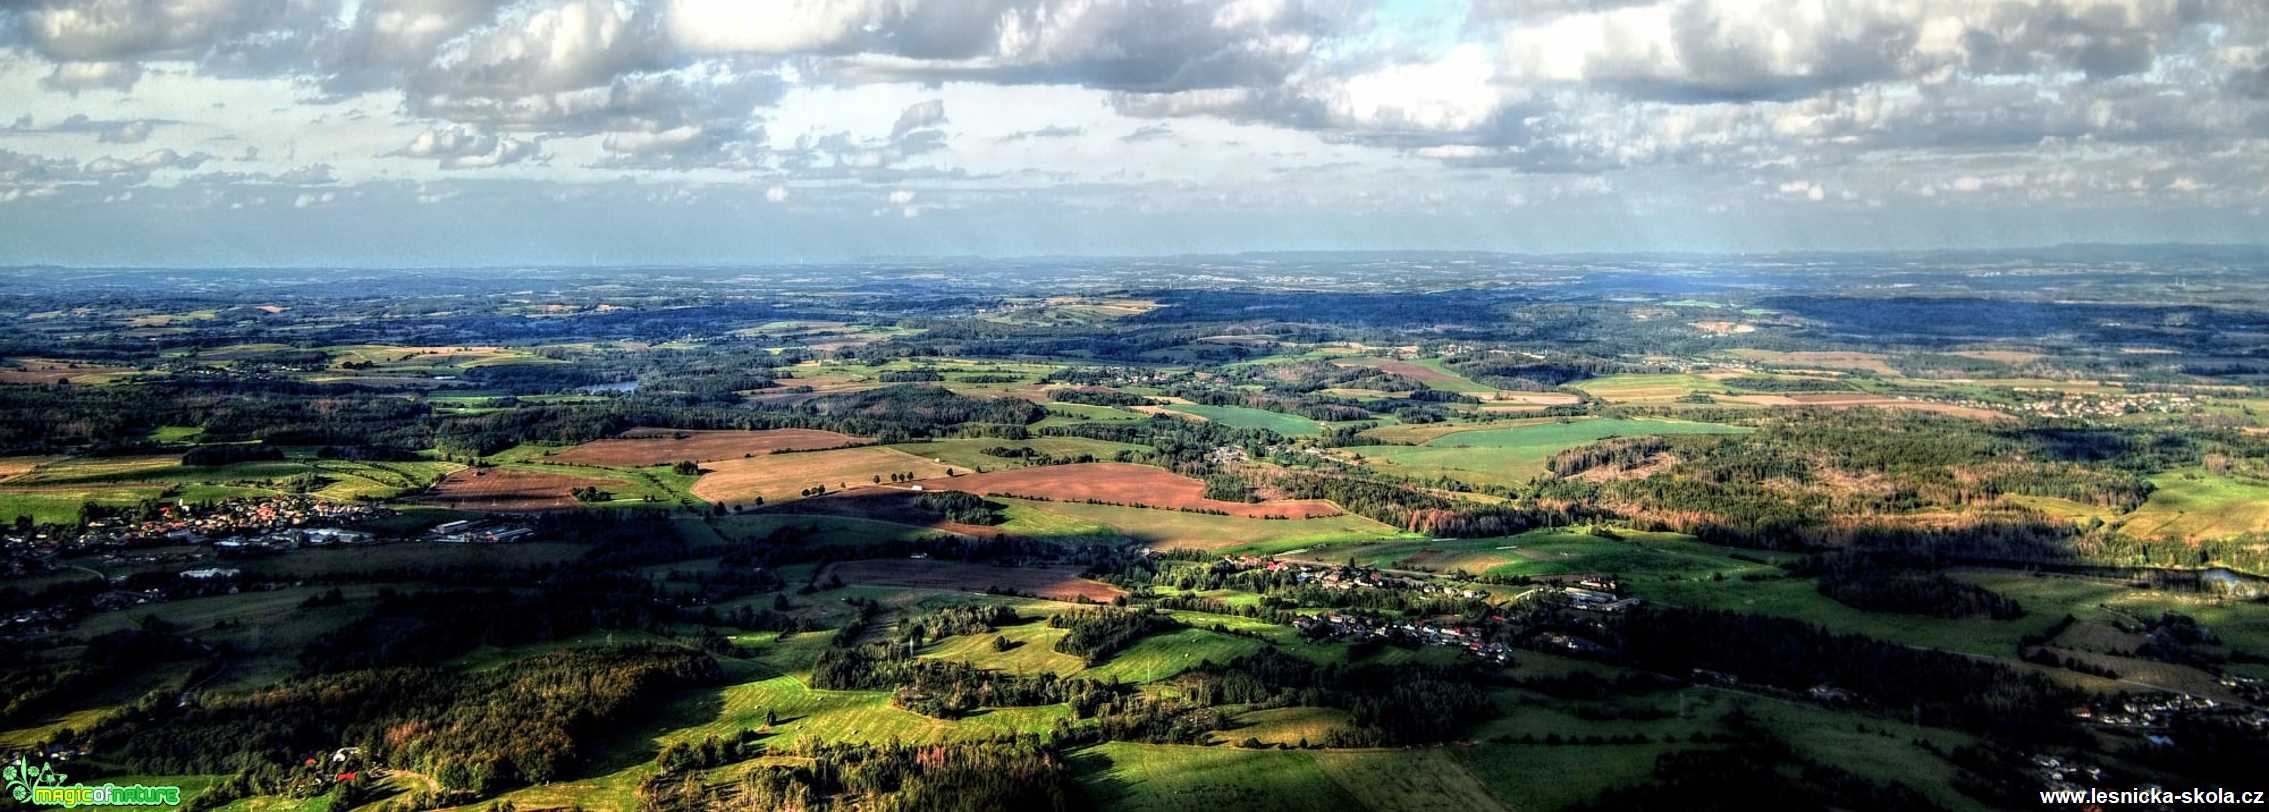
[
  {"left": 890, "top": 99, "right": 947, "bottom": 139},
  {"left": 2, "top": 114, "right": 170, "bottom": 144},
  {"left": 40, "top": 60, "right": 143, "bottom": 93},
  {"left": 13, "top": 0, "right": 303, "bottom": 62},
  {"left": 997, "top": 125, "right": 1086, "bottom": 142},
  {"left": 1484, "top": 0, "right": 2231, "bottom": 104},
  {"left": 74, "top": 148, "right": 216, "bottom": 185},
  {"left": 669, "top": 0, "right": 1352, "bottom": 93},
  {"left": 1777, "top": 180, "right": 1826, "bottom": 201},
  {"left": 1, "top": 0, "right": 2267, "bottom": 257},
  {"left": 391, "top": 126, "right": 543, "bottom": 169},
  {"left": 1120, "top": 124, "right": 1175, "bottom": 143}
]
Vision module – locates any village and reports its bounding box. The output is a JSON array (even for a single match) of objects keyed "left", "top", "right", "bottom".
[
  {"left": 0, "top": 497, "right": 539, "bottom": 634},
  {"left": 1232, "top": 552, "right": 1641, "bottom": 667},
  {"left": 4, "top": 495, "right": 390, "bottom": 555}
]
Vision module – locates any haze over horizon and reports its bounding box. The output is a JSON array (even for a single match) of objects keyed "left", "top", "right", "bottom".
[{"left": 3, "top": 0, "right": 2266, "bottom": 265}]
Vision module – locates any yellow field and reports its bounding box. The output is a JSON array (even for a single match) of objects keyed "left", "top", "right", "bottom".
[{"left": 688, "top": 446, "right": 953, "bottom": 506}]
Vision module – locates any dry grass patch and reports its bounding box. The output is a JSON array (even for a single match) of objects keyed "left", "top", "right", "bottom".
[{"left": 690, "top": 446, "right": 953, "bottom": 506}]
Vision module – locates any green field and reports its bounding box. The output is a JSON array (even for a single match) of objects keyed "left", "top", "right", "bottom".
[
  {"left": 148, "top": 425, "right": 205, "bottom": 443},
  {"left": 921, "top": 620, "right": 1089, "bottom": 677},
  {"left": 1077, "top": 742, "right": 1517, "bottom": 812},
  {"left": 709, "top": 513, "right": 943, "bottom": 545},
  {"left": 994, "top": 497, "right": 1411, "bottom": 552},
  {"left": 1082, "top": 627, "right": 1268, "bottom": 682},
  {"left": 677, "top": 673, "right": 1071, "bottom": 747},
  {"left": 1315, "top": 527, "right": 1782, "bottom": 579},
  {"left": 1348, "top": 418, "right": 1749, "bottom": 488},
  {"left": 1165, "top": 405, "right": 1326, "bottom": 436},
  {"left": 1569, "top": 373, "right": 1729, "bottom": 404},
  {"left": 1215, "top": 707, "right": 1353, "bottom": 747},
  {"left": 2117, "top": 469, "right": 2269, "bottom": 542},
  {"left": 1077, "top": 743, "right": 1362, "bottom": 812},
  {"left": 1045, "top": 402, "right": 1149, "bottom": 422}
]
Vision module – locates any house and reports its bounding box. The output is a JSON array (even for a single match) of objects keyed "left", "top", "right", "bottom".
[
  {"left": 432, "top": 519, "right": 478, "bottom": 535},
  {"left": 300, "top": 528, "right": 373, "bottom": 546},
  {"left": 181, "top": 568, "right": 242, "bottom": 580},
  {"left": 1562, "top": 587, "right": 1616, "bottom": 605}
]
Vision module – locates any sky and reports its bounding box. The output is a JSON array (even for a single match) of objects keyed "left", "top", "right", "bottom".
[{"left": 0, "top": 0, "right": 2265, "bottom": 266}]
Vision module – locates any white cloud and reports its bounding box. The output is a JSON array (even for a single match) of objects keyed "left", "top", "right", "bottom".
[
  {"left": 391, "top": 126, "right": 544, "bottom": 169},
  {"left": 890, "top": 99, "right": 948, "bottom": 139}
]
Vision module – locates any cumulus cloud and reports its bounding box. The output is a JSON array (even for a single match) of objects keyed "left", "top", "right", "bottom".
[
  {"left": 890, "top": 99, "right": 948, "bottom": 139},
  {"left": 997, "top": 124, "right": 1085, "bottom": 142},
  {"left": 1120, "top": 124, "right": 1175, "bottom": 143},
  {"left": 40, "top": 60, "right": 143, "bottom": 93},
  {"left": 3, "top": 114, "right": 169, "bottom": 144},
  {"left": 669, "top": 0, "right": 1349, "bottom": 92},
  {"left": 391, "top": 126, "right": 543, "bottom": 169}
]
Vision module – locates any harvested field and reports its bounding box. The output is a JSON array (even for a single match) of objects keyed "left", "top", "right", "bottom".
[
  {"left": 420, "top": 467, "right": 619, "bottom": 511},
  {"left": 551, "top": 428, "right": 865, "bottom": 467},
  {"left": 821, "top": 559, "right": 1126, "bottom": 602},
  {"left": 934, "top": 463, "right": 1342, "bottom": 519},
  {"left": 690, "top": 446, "right": 953, "bottom": 506}
]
